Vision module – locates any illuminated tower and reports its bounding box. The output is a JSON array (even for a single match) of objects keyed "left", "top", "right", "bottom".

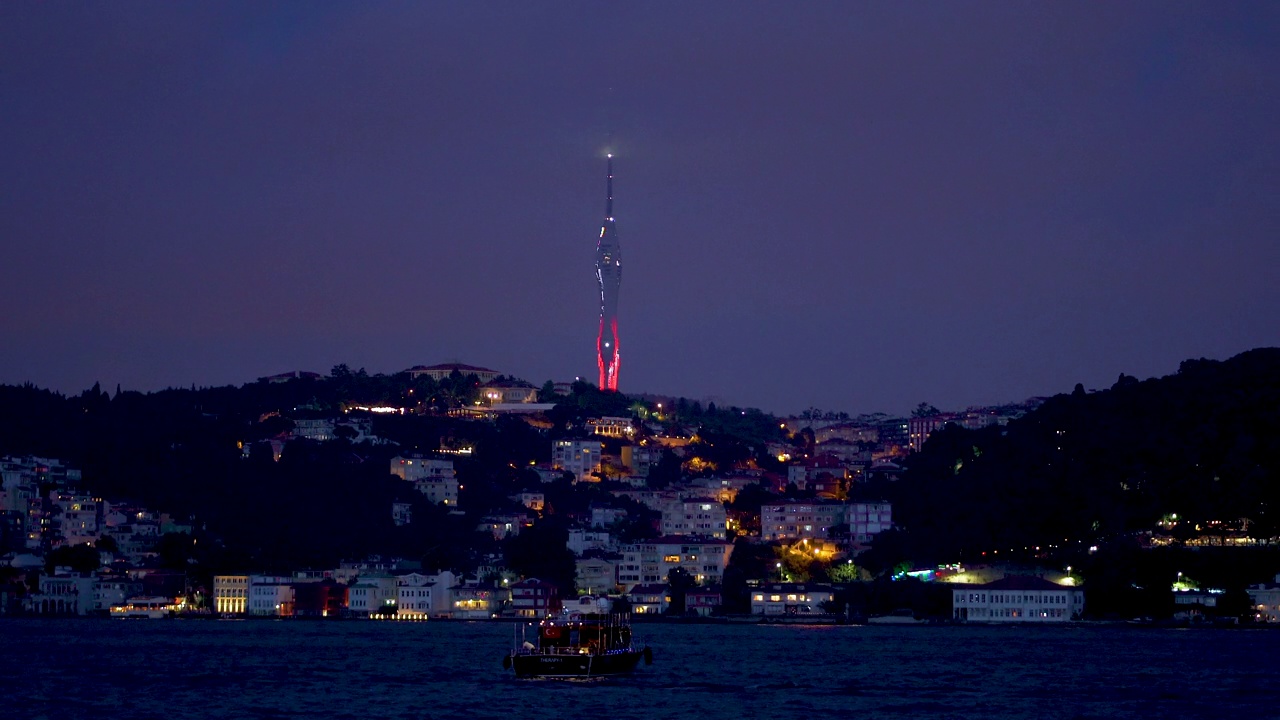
[{"left": 596, "top": 155, "right": 622, "bottom": 391}]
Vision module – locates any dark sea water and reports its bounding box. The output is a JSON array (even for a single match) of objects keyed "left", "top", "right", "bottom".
[{"left": 2, "top": 619, "right": 1278, "bottom": 720}]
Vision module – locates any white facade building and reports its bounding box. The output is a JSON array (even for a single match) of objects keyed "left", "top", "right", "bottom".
[
  {"left": 348, "top": 575, "right": 399, "bottom": 616},
  {"left": 750, "top": 583, "right": 835, "bottom": 615},
  {"left": 390, "top": 456, "right": 459, "bottom": 507},
  {"left": 618, "top": 537, "right": 734, "bottom": 590},
  {"left": 951, "top": 576, "right": 1084, "bottom": 622},
  {"left": 248, "top": 575, "right": 295, "bottom": 616},
  {"left": 847, "top": 501, "right": 893, "bottom": 544},
  {"left": 661, "top": 498, "right": 727, "bottom": 539},
  {"left": 1248, "top": 574, "right": 1280, "bottom": 623},
  {"left": 213, "top": 575, "right": 250, "bottom": 615},
  {"left": 761, "top": 502, "right": 845, "bottom": 541},
  {"left": 553, "top": 440, "right": 604, "bottom": 483}
]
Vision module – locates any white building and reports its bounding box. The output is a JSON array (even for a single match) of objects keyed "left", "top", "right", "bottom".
[
  {"left": 576, "top": 557, "right": 618, "bottom": 595},
  {"left": 396, "top": 573, "right": 435, "bottom": 619},
  {"left": 1248, "top": 574, "right": 1280, "bottom": 623},
  {"left": 293, "top": 418, "right": 336, "bottom": 442},
  {"left": 661, "top": 498, "right": 727, "bottom": 539},
  {"left": 568, "top": 528, "right": 616, "bottom": 556},
  {"left": 761, "top": 502, "right": 845, "bottom": 541},
  {"left": 847, "top": 501, "right": 893, "bottom": 544},
  {"left": 349, "top": 575, "right": 399, "bottom": 617},
  {"left": 588, "top": 416, "right": 636, "bottom": 439},
  {"left": 951, "top": 576, "right": 1084, "bottom": 622},
  {"left": 553, "top": 440, "right": 603, "bottom": 483},
  {"left": 213, "top": 575, "right": 250, "bottom": 615},
  {"left": 750, "top": 583, "right": 835, "bottom": 615},
  {"left": 621, "top": 444, "right": 657, "bottom": 481},
  {"left": 390, "top": 455, "right": 459, "bottom": 507},
  {"left": 248, "top": 575, "right": 295, "bottom": 616},
  {"left": 618, "top": 537, "right": 734, "bottom": 590}
]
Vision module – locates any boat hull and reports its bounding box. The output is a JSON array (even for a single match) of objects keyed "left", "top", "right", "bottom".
[{"left": 510, "top": 649, "right": 644, "bottom": 678}]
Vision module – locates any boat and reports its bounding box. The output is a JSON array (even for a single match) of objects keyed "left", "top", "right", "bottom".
[{"left": 503, "top": 609, "right": 652, "bottom": 678}]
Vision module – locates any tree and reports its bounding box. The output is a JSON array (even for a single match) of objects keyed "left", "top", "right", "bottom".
[
  {"left": 46, "top": 544, "right": 100, "bottom": 574},
  {"left": 666, "top": 567, "right": 696, "bottom": 615},
  {"left": 912, "top": 403, "right": 941, "bottom": 418}
]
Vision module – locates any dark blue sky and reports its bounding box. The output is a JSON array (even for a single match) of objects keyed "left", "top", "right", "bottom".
[{"left": 2, "top": 2, "right": 1277, "bottom": 415}]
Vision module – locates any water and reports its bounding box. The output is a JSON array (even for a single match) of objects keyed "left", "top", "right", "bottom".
[{"left": 2, "top": 620, "right": 1277, "bottom": 720}]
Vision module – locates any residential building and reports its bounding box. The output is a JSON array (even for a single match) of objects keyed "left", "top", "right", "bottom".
[
  {"left": 847, "top": 501, "right": 893, "bottom": 544},
  {"left": 661, "top": 498, "right": 727, "bottom": 539},
  {"left": 396, "top": 573, "right": 435, "bottom": 619},
  {"left": 248, "top": 575, "right": 296, "bottom": 617},
  {"left": 392, "top": 502, "right": 413, "bottom": 527},
  {"left": 628, "top": 583, "right": 668, "bottom": 615},
  {"left": 750, "top": 583, "right": 835, "bottom": 615},
  {"left": 348, "top": 575, "right": 399, "bottom": 617},
  {"left": 908, "top": 414, "right": 956, "bottom": 453},
  {"left": 390, "top": 455, "right": 459, "bottom": 506},
  {"left": 451, "top": 581, "right": 503, "bottom": 619},
  {"left": 553, "top": 440, "right": 603, "bottom": 483},
  {"left": 93, "top": 576, "right": 141, "bottom": 614},
  {"left": 1248, "top": 574, "right": 1280, "bottom": 623},
  {"left": 620, "top": 444, "right": 657, "bottom": 480},
  {"left": 686, "top": 586, "right": 723, "bottom": 617},
  {"left": 568, "top": 528, "right": 616, "bottom": 557},
  {"left": 293, "top": 418, "right": 336, "bottom": 442},
  {"left": 617, "top": 537, "right": 734, "bottom": 590},
  {"left": 951, "top": 576, "right": 1084, "bottom": 622},
  {"left": 761, "top": 502, "right": 845, "bottom": 541},
  {"left": 575, "top": 556, "right": 618, "bottom": 595},
  {"left": 787, "top": 455, "right": 850, "bottom": 494},
  {"left": 511, "top": 578, "right": 560, "bottom": 618},
  {"left": 590, "top": 505, "right": 628, "bottom": 529}
]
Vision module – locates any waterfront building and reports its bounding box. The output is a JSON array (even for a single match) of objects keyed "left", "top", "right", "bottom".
[
  {"left": 1248, "top": 574, "right": 1280, "bottom": 622},
  {"left": 511, "top": 578, "right": 560, "bottom": 618},
  {"left": 248, "top": 575, "right": 295, "bottom": 617},
  {"left": 595, "top": 155, "right": 622, "bottom": 391},
  {"left": 213, "top": 575, "right": 249, "bottom": 615},
  {"left": 348, "top": 575, "right": 398, "bottom": 617},
  {"left": 750, "top": 583, "right": 835, "bottom": 615},
  {"left": 627, "top": 583, "right": 668, "bottom": 614},
  {"left": 951, "top": 576, "right": 1084, "bottom": 622}
]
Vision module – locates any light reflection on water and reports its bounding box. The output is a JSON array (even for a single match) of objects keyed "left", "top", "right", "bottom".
[{"left": 1, "top": 620, "right": 1277, "bottom": 719}]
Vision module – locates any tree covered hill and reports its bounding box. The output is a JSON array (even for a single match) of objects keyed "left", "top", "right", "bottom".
[{"left": 888, "top": 348, "right": 1280, "bottom": 565}]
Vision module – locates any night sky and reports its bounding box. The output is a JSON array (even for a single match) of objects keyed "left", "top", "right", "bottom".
[{"left": 2, "top": 3, "right": 1277, "bottom": 415}]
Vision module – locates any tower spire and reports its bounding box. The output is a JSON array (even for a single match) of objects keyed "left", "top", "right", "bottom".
[
  {"left": 606, "top": 153, "right": 614, "bottom": 218},
  {"left": 595, "top": 154, "right": 621, "bottom": 391}
]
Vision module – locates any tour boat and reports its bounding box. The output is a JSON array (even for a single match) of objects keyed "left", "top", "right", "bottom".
[{"left": 503, "top": 607, "right": 652, "bottom": 678}]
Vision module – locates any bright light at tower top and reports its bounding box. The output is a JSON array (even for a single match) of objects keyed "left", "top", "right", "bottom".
[{"left": 607, "top": 153, "right": 613, "bottom": 158}]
